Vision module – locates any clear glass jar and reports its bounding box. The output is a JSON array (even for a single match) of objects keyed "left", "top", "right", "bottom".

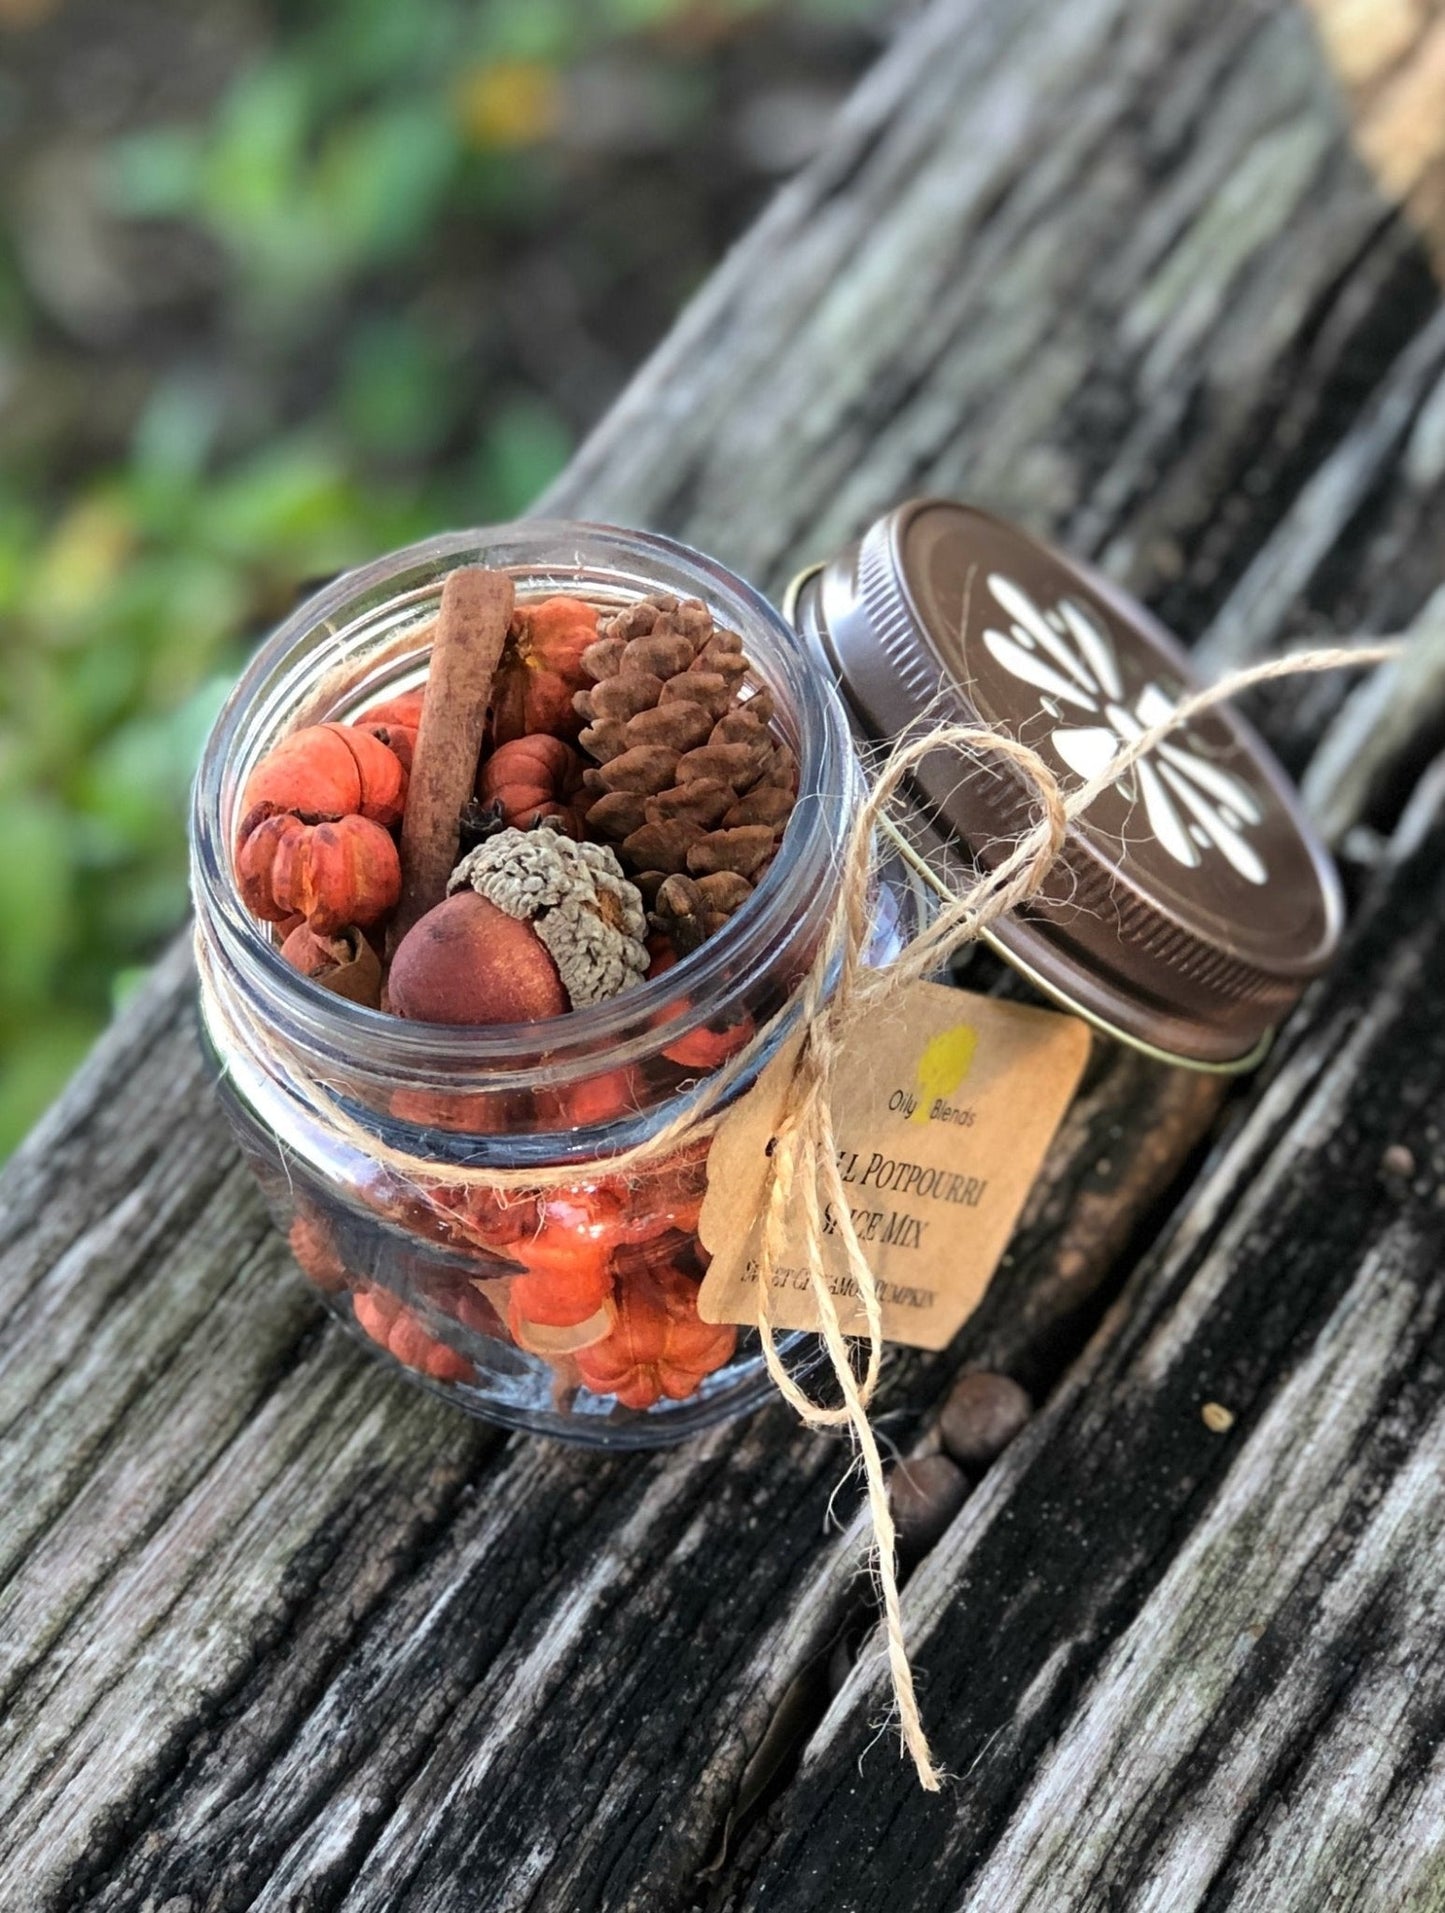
[{"left": 190, "top": 523, "right": 922, "bottom": 1446}]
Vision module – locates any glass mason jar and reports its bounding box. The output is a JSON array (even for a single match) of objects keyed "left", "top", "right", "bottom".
[{"left": 191, "top": 523, "right": 922, "bottom": 1447}]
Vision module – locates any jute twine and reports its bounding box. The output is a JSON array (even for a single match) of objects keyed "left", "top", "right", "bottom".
[{"left": 198, "top": 637, "right": 1402, "bottom": 1792}]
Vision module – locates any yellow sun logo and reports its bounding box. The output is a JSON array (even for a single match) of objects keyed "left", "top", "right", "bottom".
[{"left": 911, "top": 1024, "right": 977, "bottom": 1122}]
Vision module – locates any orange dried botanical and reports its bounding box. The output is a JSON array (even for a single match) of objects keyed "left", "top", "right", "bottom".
[
  {"left": 575, "top": 1262, "right": 736, "bottom": 1408},
  {"left": 356, "top": 689, "right": 426, "bottom": 731},
  {"left": 236, "top": 812, "right": 401, "bottom": 933},
  {"left": 505, "top": 1214, "right": 616, "bottom": 1354},
  {"left": 352, "top": 1286, "right": 475, "bottom": 1384},
  {"left": 289, "top": 1211, "right": 349, "bottom": 1293},
  {"left": 356, "top": 690, "right": 425, "bottom": 778},
  {"left": 491, "top": 595, "right": 600, "bottom": 745},
  {"left": 425, "top": 1181, "right": 542, "bottom": 1253},
  {"left": 477, "top": 733, "right": 586, "bottom": 834},
  {"left": 509, "top": 1251, "right": 613, "bottom": 1329},
  {"left": 240, "top": 723, "right": 407, "bottom": 836},
  {"left": 279, "top": 922, "right": 383, "bottom": 1006}
]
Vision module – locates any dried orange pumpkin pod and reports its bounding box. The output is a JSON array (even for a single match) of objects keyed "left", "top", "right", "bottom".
[
  {"left": 240, "top": 722, "right": 407, "bottom": 833},
  {"left": 235, "top": 812, "right": 309, "bottom": 921},
  {"left": 356, "top": 688, "right": 426, "bottom": 731},
  {"left": 505, "top": 1184, "right": 655, "bottom": 1266},
  {"left": 645, "top": 934, "right": 678, "bottom": 979},
  {"left": 292, "top": 816, "right": 401, "bottom": 934},
  {"left": 661, "top": 1012, "right": 755, "bottom": 1072},
  {"left": 421, "top": 1180, "right": 543, "bottom": 1252},
  {"left": 238, "top": 812, "right": 401, "bottom": 933},
  {"left": 594, "top": 1144, "right": 710, "bottom": 1242},
  {"left": 289, "top": 1211, "right": 350, "bottom": 1293},
  {"left": 352, "top": 1286, "right": 474, "bottom": 1384},
  {"left": 358, "top": 720, "right": 417, "bottom": 778},
  {"left": 542, "top": 1062, "right": 646, "bottom": 1128},
  {"left": 477, "top": 733, "right": 586, "bottom": 835},
  {"left": 575, "top": 1263, "right": 736, "bottom": 1408},
  {"left": 509, "top": 1246, "right": 614, "bottom": 1328},
  {"left": 491, "top": 595, "right": 600, "bottom": 745}
]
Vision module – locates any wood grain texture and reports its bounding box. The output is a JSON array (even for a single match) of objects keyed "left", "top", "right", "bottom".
[
  {"left": 5, "top": 0, "right": 1445, "bottom": 1906},
  {"left": 733, "top": 788, "right": 1445, "bottom": 1913}
]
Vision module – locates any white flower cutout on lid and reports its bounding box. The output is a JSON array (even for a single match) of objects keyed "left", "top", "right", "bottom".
[{"left": 981, "top": 572, "right": 1267, "bottom": 886}]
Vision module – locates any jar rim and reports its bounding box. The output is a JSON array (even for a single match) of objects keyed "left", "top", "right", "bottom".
[{"left": 190, "top": 519, "right": 858, "bottom": 1091}]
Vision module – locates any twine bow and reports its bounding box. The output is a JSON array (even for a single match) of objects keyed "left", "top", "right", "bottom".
[{"left": 197, "top": 639, "right": 1401, "bottom": 1793}]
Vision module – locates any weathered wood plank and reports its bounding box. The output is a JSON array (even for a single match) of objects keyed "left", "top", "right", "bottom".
[
  {"left": 3, "top": 0, "right": 1445, "bottom": 1906},
  {"left": 732, "top": 782, "right": 1445, "bottom": 1913}
]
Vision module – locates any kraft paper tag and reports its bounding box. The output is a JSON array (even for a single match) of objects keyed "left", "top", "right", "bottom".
[{"left": 696, "top": 980, "right": 1090, "bottom": 1351}]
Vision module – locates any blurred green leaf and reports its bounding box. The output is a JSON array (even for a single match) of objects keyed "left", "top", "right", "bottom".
[
  {"left": 202, "top": 60, "right": 311, "bottom": 230},
  {"left": 319, "top": 105, "right": 460, "bottom": 263},
  {"left": 106, "top": 126, "right": 205, "bottom": 219},
  {"left": 341, "top": 315, "right": 455, "bottom": 458},
  {"left": 0, "top": 1015, "right": 103, "bottom": 1159},
  {"left": 131, "top": 377, "right": 225, "bottom": 483},
  {"left": 0, "top": 794, "right": 76, "bottom": 1009},
  {"left": 473, "top": 392, "right": 573, "bottom": 517}
]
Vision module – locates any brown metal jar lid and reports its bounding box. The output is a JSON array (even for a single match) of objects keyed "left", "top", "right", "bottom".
[{"left": 789, "top": 499, "right": 1343, "bottom": 1069}]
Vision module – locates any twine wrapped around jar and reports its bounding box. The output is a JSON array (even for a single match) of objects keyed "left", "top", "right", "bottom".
[{"left": 196, "top": 636, "right": 1401, "bottom": 1791}]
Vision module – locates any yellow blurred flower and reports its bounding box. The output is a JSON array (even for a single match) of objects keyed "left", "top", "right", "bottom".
[
  {"left": 454, "top": 61, "right": 562, "bottom": 151},
  {"left": 30, "top": 498, "right": 135, "bottom": 629}
]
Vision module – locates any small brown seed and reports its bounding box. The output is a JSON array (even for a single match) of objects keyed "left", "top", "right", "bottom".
[
  {"left": 939, "top": 1371, "right": 1032, "bottom": 1468},
  {"left": 888, "top": 1455, "right": 969, "bottom": 1562},
  {"left": 1201, "top": 1401, "right": 1235, "bottom": 1434},
  {"left": 1380, "top": 1143, "right": 1416, "bottom": 1179},
  {"left": 654, "top": 873, "right": 708, "bottom": 954}
]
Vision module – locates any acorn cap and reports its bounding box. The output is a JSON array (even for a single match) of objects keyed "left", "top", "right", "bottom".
[{"left": 791, "top": 500, "right": 1343, "bottom": 1069}]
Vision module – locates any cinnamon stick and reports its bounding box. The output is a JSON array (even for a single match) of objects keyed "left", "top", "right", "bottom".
[{"left": 391, "top": 565, "right": 514, "bottom": 947}]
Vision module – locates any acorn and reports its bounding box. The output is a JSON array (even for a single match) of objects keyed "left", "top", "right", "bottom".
[{"left": 388, "top": 891, "right": 567, "bottom": 1024}]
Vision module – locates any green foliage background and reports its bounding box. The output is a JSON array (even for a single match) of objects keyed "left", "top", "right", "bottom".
[{"left": 0, "top": 0, "right": 884, "bottom": 1153}]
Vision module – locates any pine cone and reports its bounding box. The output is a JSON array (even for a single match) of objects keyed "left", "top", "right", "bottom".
[{"left": 574, "top": 595, "right": 796, "bottom": 931}]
